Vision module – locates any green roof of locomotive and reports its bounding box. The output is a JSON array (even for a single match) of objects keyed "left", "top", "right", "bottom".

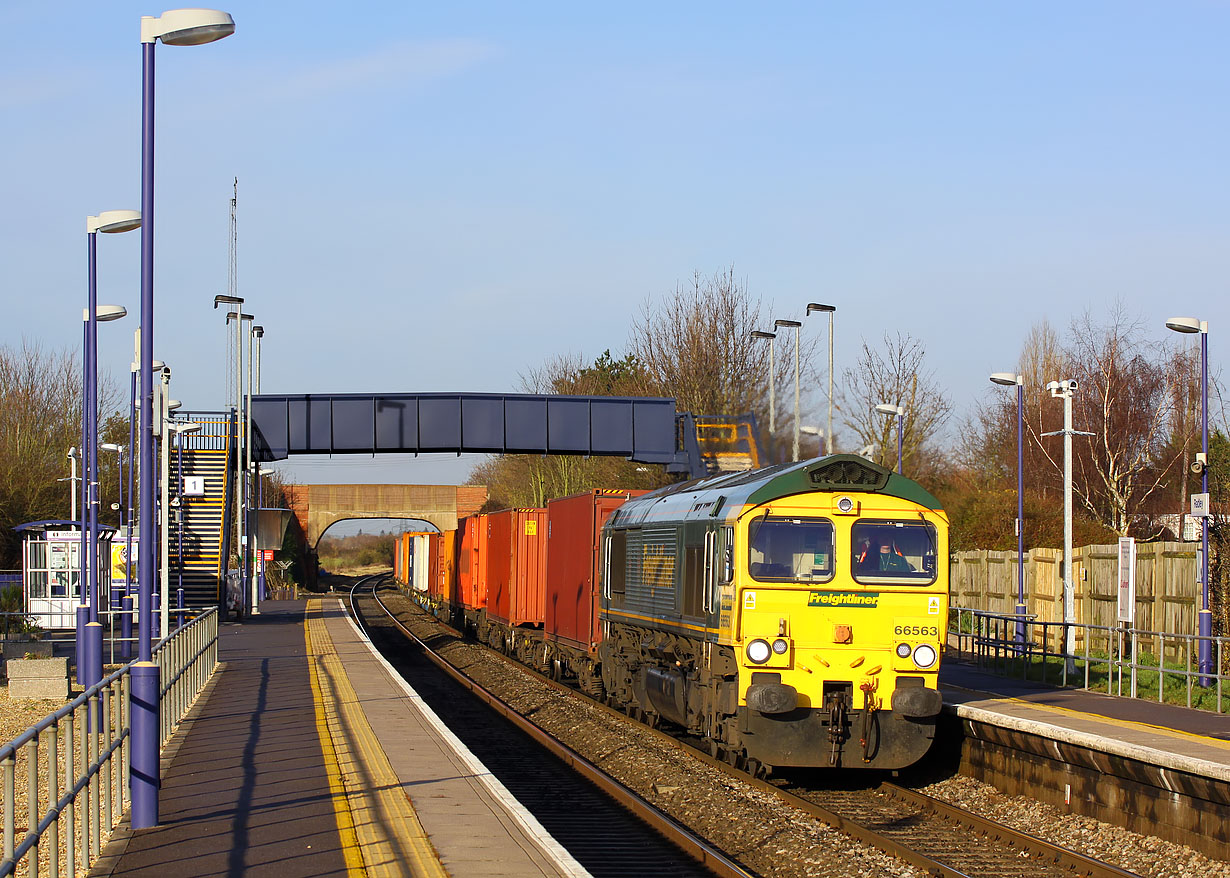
[{"left": 606, "top": 454, "right": 943, "bottom": 529}]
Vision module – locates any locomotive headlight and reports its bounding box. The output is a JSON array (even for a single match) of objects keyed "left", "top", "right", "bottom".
[
  {"left": 771, "top": 638, "right": 789, "bottom": 655},
  {"left": 895, "top": 642, "right": 912, "bottom": 659},
  {"left": 746, "top": 639, "right": 772, "bottom": 664},
  {"left": 836, "top": 496, "right": 855, "bottom": 513},
  {"left": 911, "top": 643, "right": 938, "bottom": 670}
]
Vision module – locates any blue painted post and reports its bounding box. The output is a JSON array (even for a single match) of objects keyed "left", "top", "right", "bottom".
[
  {"left": 176, "top": 588, "right": 185, "bottom": 631},
  {"left": 75, "top": 605, "right": 89, "bottom": 685},
  {"left": 131, "top": 35, "right": 161, "bottom": 829},
  {"left": 84, "top": 231, "right": 104, "bottom": 700}
]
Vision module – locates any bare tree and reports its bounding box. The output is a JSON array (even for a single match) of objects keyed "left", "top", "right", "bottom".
[
  {"left": 1032, "top": 310, "right": 1186, "bottom": 537},
  {"left": 627, "top": 268, "right": 820, "bottom": 459},
  {"left": 840, "top": 332, "right": 952, "bottom": 473}
]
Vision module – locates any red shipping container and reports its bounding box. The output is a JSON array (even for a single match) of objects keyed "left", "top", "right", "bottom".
[
  {"left": 485, "top": 508, "right": 546, "bottom": 628},
  {"left": 545, "top": 490, "right": 645, "bottom": 652}
]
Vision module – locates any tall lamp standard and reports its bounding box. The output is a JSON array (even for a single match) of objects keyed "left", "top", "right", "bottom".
[
  {"left": 990, "top": 372, "right": 1027, "bottom": 644},
  {"left": 806, "top": 304, "right": 836, "bottom": 455},
  {"left": 134, "top": 7, "right": 235, "bottom": 830},
  {"left": 875, "top": 403, "right": 905, "bottom": 473},
  {"left": 749, "top": 330, "right": 777, "bottom": 457},
  {"left": 1166, "top": 316, "right": 1213, "bottom": 683},
  {"left": 83, "top": 229, "right": 133, "bottom": 697},
  {"left": 775, "top": 319, "right": 803, "bottom": 461}
]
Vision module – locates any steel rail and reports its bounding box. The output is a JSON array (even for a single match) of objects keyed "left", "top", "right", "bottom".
[
  {"left": 384, "top": 580, "right": 1145, "bottom": 878},
  {"left": 361, "top": 577, "right": 755, "bottom": 878}
]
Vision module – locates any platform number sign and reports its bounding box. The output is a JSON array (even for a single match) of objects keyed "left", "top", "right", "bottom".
[{"left": 1117, "top": 537, "right": 1135, "bottom": 624}]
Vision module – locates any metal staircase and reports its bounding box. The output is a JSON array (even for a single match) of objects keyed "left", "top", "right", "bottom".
[{"left": 168, "top": 412, "right": 233, "bottom": 610}]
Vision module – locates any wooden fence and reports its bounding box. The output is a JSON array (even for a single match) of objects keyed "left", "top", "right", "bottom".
[{"left": 951, "top": 542, "right": 1200, "bottom": 641}]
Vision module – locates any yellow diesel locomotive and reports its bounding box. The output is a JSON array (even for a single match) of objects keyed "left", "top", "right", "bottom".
[{"left": 598, "top": 454, "right": 948, "bottom": 772}]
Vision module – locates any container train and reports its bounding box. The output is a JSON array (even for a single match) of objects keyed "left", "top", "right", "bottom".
[{"left": 393, "top": 454, "right": 949, "bottom": 772}]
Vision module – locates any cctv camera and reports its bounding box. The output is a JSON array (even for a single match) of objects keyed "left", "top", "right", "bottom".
[
  {"left": 1066, "top": 379, "right": 1078, "bottom": 391},
  {"left": 1045, "top": 381, "right": 1059, "bottom": 392}
]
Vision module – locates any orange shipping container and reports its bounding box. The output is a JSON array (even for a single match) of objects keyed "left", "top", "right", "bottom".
[
  {"left": 457, "top": 515, "right": 488, "bottom": 611},
  {"left": 486, "top": 508, "right": 546, "bottom": 628}
]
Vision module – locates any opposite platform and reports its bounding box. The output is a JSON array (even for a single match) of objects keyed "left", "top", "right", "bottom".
[
  {"left": 94, "top": 600, "right": 589, "bottom": 878},
  {"left": 938, "top": 659, "right": 1230, "bottom": 858}
]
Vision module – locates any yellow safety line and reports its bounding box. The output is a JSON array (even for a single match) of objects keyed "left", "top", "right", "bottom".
[
  {"left": 305, "top": 604, "right": 368, "bottom": 878},
  {"left": 989, "top": 694, "right": 1230, "bottom": 751},
  {"left": 306, "top": 601, "right": 448, "bottom": 878}
]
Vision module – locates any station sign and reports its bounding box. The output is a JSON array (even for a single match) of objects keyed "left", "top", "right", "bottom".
[
  {"left": 1191, "top": 493, "right": 1211, "bottom": 518},
  {"left": 1117, "top": 537, "right": 1135, "bottom": 624}
]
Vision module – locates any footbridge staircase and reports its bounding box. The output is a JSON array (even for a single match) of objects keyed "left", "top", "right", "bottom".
[{"left": 169, "top": 412, "right": 234, "bottom": 611}]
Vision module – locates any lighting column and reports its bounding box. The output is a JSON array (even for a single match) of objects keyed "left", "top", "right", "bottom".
[
  {"left": 807, "top": 303, "right": 836, "bottom": 454},
  {"left": 134, "top": 7, "right": 235, "bottom": 830},
  {"left": 875, "top": 403, "right": 905, "bottom": 473},
  {"left": 991, "top": 372, "right": 1026, "bottom": 644},
  {"left": 85, "top": 210, "right": 137, "bottom": 693},
  {"left": 750, "top": 330, "right": 777, "bottom": 454},
  {"left": 774, "top": 320, "right": 803, "bottom": 461},
  {"left": 1166, "top": 316, "right": 1212, "bottom": 683}
]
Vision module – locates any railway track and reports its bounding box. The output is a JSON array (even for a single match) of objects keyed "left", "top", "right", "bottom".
[
  {"left": 359, "top": 577, "right": 1143, "bottom": 878},
  {"left": 348, "top": 576, "right": 749, "bottom": 878}
]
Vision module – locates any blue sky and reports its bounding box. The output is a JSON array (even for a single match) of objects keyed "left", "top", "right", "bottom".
[{"left": 4, "top": 2, "right": 1227, "bottom": 489}]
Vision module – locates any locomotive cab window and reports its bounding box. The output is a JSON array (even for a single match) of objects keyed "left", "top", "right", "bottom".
[
  {"left": 851, "top": 520, "right": 938, "bottom": 584},
  {"left": 747, "top": 516, "right": 834, "bottom": 583}
]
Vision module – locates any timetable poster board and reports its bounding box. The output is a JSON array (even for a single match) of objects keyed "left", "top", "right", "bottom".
[
  {"left": 1117, "top": 537, "right": 1136, "bottom": 623},
  {"left": 111, "top": 537, "right": 139, "bottom": 593}
]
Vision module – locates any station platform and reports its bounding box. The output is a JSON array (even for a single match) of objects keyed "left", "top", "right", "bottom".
[
  {"left": 937, "top": 658, "right": 1230, "bottom": 859},
  {"left": 94, "top": 599, "right": 587, "bottom": 878},
  {"left": 938, "top": 660, "right": 1230, "bottom": 777}
]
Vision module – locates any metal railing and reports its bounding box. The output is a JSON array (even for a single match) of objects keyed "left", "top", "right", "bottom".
[
  {"left": 949, "top": 606, "right": 1228, "bottom": 713},
  {"left": 1, "top": 608, "right": 218, "bottom": 877}
]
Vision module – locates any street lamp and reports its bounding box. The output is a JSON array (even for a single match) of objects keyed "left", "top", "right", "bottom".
[
  {"left": 224, "top": 307, "right": 254, "bottom": 615},
  {"left": 775, "top": 319, "right": 803, "bottom": 462},
  {"left": 800, "top": 425, "right": 824, "bottom": 459},
  {"left": 749, "top": 330, "right": 777, "bottom": 455},
  {"left": 1166, "top": 316, "right": 1212, "bottom": 683},
  {"left": 806, "top": 303, "right": 836, "bottom": 455},
  {"left": 84, "top": 207, "right": 135, "bottom": 698},
  {"left": 135, "top": 6, "right": 235, "bottom": 830},
  {"left": 990, "top": 372, "right": 1026, "bottom": 644},
  {"left": 875, "top": 403, "right": 905, "bottom": 473}
]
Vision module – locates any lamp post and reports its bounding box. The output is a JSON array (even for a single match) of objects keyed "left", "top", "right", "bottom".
[
  {"left": 749, "top": 330, "right": 777, "bottom": 455},
  {"left": 1043, "top": 379, "right": 1092, "bottom": 675},
  {"left": 134, "top": 6, "right": 235, "bottom": 830},
  {"left": 84, "top": 211, "right": 133, "bottom": 695},
  {"left": 775, "top": 319, "right": 803, "bottom": 462},
  {"left": 1166, "top": 316, "right": 1212, "bottom": 683},
  {"left": 991, "top": 372, "right": 1026, "bottom": 644},
  {"left": 807, "top": 304, "right": 836, "bottom": 455},
  {"left": 875, "top": 403, "right": 905, "bottom": 473},
  {"left": 800, "top": 425, "right": 824, "bottom": 459}
]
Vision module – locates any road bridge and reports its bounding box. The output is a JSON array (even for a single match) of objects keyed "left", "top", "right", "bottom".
[{"left": 283, "top": 483, "right": 488, "bottom": 546}]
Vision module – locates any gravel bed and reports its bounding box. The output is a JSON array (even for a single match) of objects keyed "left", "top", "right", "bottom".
[
  {"left": 378, "top": 591, "right": 922, "bottom": 878},
  {"left": 378, "top": 589, "right": 1230, "bottom": 878},
  {"left": 919, "top": 773, "right": 1230, "bottom": 878}
]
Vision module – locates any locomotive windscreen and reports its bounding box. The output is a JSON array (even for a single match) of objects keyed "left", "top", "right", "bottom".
[{"left": 747, "top": 517, "right": 835, "bottom": 583}]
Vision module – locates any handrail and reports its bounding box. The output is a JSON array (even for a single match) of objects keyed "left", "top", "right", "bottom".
[{"left": 1, "top": 608, "right": 219, "bottom": 877}]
